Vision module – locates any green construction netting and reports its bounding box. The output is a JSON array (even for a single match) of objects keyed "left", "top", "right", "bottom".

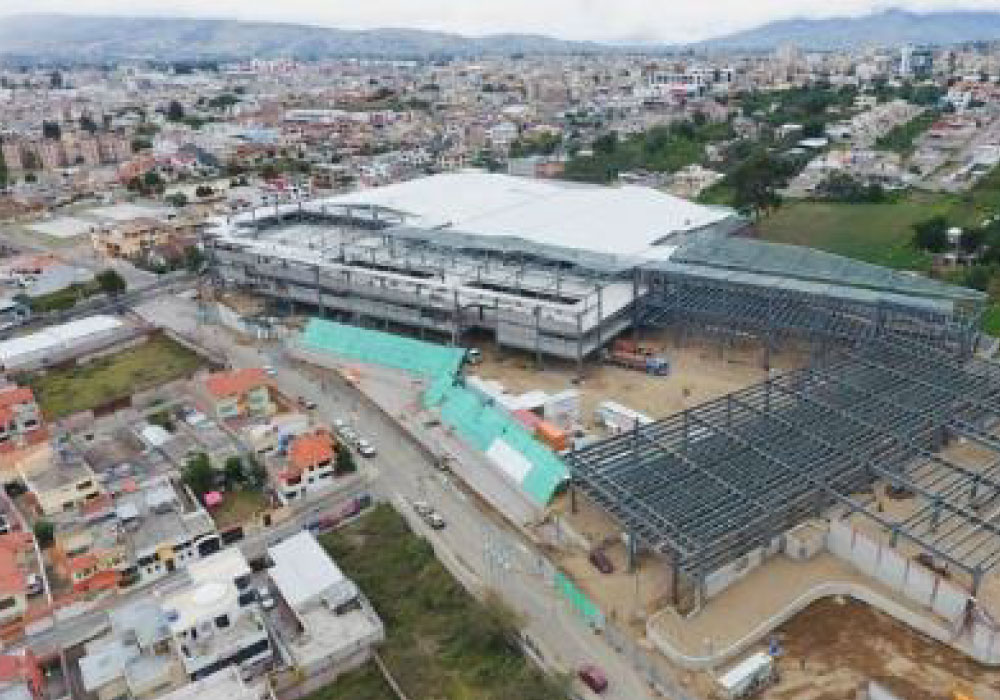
[
  {"left": 299, "top": 318, "right": 568, "bottom": 505},
  {"left": 302, "top": 318, "right": 466, "bottom": 379}
]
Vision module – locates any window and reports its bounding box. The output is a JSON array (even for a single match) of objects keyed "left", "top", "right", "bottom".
[
  {"left": 77, "top": 480, "right": 93, "bottom": 491},
  {"left": 0, "top": 597, "right": 16, "bottom": 611},
  {"left": 215, "top": 614, "right": 230, "bottom": 629}
]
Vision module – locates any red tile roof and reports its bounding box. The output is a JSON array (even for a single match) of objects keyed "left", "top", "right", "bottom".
[
  {"left": 0, "top": 651, "right": 42, "bottom": 697},
  {"left": 288, "top": 430, "right": 335, "bottom": 473},
  {"left": 205, "top": 368, "right": 272, "bottom": 399},
  {"left": 0, "top": 545, "right": 25, "bottom": 596},
  {"left": 0, "top": 386, "right": 35, "bottom": 410}
]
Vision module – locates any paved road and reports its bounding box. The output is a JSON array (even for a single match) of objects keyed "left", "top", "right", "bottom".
[{"left": 137, "top": 295, "right": 674, "bottom": 700}]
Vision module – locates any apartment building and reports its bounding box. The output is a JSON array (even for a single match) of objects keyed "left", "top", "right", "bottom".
[{"left": 91, "top": 217, "right": 195, "bottom": 261}]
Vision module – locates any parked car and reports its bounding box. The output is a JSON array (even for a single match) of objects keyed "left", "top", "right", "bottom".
[
  {"left": 0, "top": 514, "right": 9, "bottom": 535},
  {"left": 263, "top": 365, "right": 278, "bottom": 377},
  {"left": 578, "top": 664, "right": 608, "bottom": 694},
  {"left": 588, "top": 549, "right": 614, "bottom": 574},
  {"left": 356, "top": 439, "right": 377, "bottom": 458},
  {"left": 25, "top": 573, "right": 43, "bottom": 596},
  {"left": 257, "top": 586, "right": 276, "bottom": 610},
  {"left": 411, "top": 500, "right": 445, "bottom": 529},
  {"left": 297, "top": 396, "right": 317, "bottom": 410}
]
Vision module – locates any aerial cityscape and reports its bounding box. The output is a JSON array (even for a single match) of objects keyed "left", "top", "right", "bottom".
[{"left": 2, "top": 2, "right": 1000, "bottom": 699}]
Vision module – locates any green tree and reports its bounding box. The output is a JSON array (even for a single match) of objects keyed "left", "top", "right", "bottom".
[
  {"left": 96, "top": 269, "right": 126, "bottom": 295},
  {"left": 34, "top": 519, "right": 55, "bottom": 548},
  {"left": 167, "top": 100, "right": 185, "bottom": 122},
  {"left": 729, "top": 152, "right": 784, "bottom": 219},
  {"left": 224, "top": 456, "right": 245, "bottom": 487},
  {"left": 184, "top": 245, "right": 206, "bottom": 272},
  {"left": 335, "top": 443, "right": 357, "bottom": 476},
  {"left": 244, "top": 457, "right": 266, "bottom": 490},
  {"left": 165, "top": 192, "right": 188, "bottom": 208},
  {"left": 912, "top": 216, "right": 950, "bottom": 253},
  {"left": 183, "top": 452, "right": 213, "bottom": 499},
  {"left": 42, "top": 121, "right": 61, "bottom": 140}
]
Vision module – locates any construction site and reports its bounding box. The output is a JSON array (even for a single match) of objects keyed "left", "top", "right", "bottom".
[{"left": 208, "top": 172, "right": 1000, "bottom": 693}]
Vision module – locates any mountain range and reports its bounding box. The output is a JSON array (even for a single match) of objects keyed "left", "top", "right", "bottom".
[{"left": 3, "top": 10, "right": 1000, "bottom": 61}]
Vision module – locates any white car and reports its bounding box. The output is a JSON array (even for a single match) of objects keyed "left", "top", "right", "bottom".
[
  {"left": 257, "top": 586, "right": 275, "bottom": 610},
  {"left": 263, "top": 365, "right": 278, "bottom": 377},
  {"left": 356, "top": 439, "right": 377, "bottom": 458}
]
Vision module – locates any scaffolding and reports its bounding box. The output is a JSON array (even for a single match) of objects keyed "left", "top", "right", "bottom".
[{"left": 569, "top": 335, "right": 1000, "bottom": 599}]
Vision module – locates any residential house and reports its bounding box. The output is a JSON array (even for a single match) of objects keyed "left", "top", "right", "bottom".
[
  {"left": 0, "top": 535, "right": 31, "bottom": 625},
  {"left": 0, "top": 385, "right": 46, "bottom": 455},
  {"left": 0, "top": 651, "right": 43, "bottom": 700},
  {"left": 91, "top": 217, "right": 195, "bottom": 262},
  {"left": 204, "top": 368, "right": 276, "bottom": 421},
  {"left": 18, "top": 446, "right": 103, "bottom": 518},
  {"left": 51, "top": 523, "right": 129, "bottom": 593},
  {"left": 277, "top": 429, "right": 337, "bottom": 504},
  {"left": 266, "top": 531, "right": 383, "bottom": 679}
]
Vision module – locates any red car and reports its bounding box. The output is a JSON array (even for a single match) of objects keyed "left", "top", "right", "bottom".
[
  {"left": 588, "top": 549, "right": 614, "bottom": 574},
  {"left": 578, "top": 664, "right": 608, "bottom": 693}
]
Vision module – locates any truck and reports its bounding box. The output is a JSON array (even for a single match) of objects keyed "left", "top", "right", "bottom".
[
  {"left": 717, "top": 652, "right": 777, "bottom": 699},
  {"left": 604, "top": 339, "right": 670, "bottom": 376}
]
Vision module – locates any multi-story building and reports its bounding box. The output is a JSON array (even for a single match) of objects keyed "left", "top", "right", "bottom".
[
  {"left": 277, "top": 429, "right": 337, "bottom": 504},
  {"left": 19, "top": 447, "right": 103, "bottom": 518},
  {"left": 91, "top": 217, "right": 190, "bottom": 261},
  {"left": 203, "top": 368, "right": 277, "bottom": 421},
  {"left": 0, "top": 651, "right": 43, "bottom": 700},
  {"left": 266, "top": 531, "right": 383, "bottom": 679},
  {"left": 0, "top": 385, "right": 46, "bottom": 455},
  {"left": 0, "top": 535, "right": 31, "bottom": 625}
]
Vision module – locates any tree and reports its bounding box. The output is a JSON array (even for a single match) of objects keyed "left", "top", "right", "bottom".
[
  {"left": 34, "top": 519, "right": 55, "bottom": 548},
  {"left": 335, "top": 443, "right": 357, "bottom": 476},
  {"left": 165, "top": 192, "right": 188, "bottom": 208},
  {"left": 142, "top": 171, "right": 165, "bottom": 194},
  {"left": 244, "top": 457, "right": 266, "bottom": 490},
  {"left": 79, "top": 114, "right": 98, "bottom": 133},
  {"left": 96, "top": 269, "right": 126, "bottom": 296},
  {"left": 729, "top": 152, "right": 784, "bottom": 219},
  {"left": 912, "top": 216, "right": 949, "bottom": 253},
  {"left": 182, "top": 452, "right": 213, "bottom": 499},
  {"left": 42, "top": 121, "right": 61, "bottom": 140},
  {"left": 167, "top": 100, "right": 185, "bottom": 122},
  {"left": 224, "top": 456, "right": 245, "bottom": 487},
  {"left": 184, "top": 245, "right": 206, "bottom": 272}
]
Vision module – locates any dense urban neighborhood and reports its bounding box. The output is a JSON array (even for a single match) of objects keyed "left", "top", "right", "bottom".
[{"left": 3, "top": 6, "right": 1000, "bottom": 700}]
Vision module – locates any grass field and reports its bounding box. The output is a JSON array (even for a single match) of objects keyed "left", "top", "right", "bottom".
[
  {"left": 28, "top": 334, "right": 204, "bottom": 419},
  {"left": 209, "top": 490, "right": 269, "bottom": 530},
  {"left": 314, "top": 505, "right": 565, "bottom": 700}
]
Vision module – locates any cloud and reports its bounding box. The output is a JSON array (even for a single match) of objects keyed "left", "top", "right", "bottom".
[{"left": 4, "top": 0, "right": 1000, "bottom": 41}]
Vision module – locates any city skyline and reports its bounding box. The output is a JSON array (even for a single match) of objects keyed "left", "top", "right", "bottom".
[{"left": 4, "top": 1, "right": 1000, "bottom": 43}]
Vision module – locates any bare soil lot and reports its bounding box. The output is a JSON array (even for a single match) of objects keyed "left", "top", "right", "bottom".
[
  {"left": 761, "top": 597, "right": 1000, "bottom": 700},
  {"left": 470, "top": 328, "right": 808, "bottom": 427}
]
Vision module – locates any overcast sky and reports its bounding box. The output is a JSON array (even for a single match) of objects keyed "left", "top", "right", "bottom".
[{"left": 3, "top": 1, "right": 1000, "bottom": 42}]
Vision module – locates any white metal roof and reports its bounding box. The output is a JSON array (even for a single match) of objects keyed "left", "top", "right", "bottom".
[
  {"left": 316, "top": 172, "right": 730, "bottom": 257},
  {"left": 268, "top": 531, "right": 355, "bottom": 611},
  {"left": 718, "top": 651, "right": 773, "bottom": 691},
  {"left": 0, "top": 315, "right": 123, "bottom": 365}
]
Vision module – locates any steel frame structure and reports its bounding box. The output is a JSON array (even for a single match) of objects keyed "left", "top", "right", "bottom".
[
  {"left": 639, "top": 268, "right": 981, "bottom": 358},
  {"left": 569, "top": 336, "right": 1000, "bottom": 598}
]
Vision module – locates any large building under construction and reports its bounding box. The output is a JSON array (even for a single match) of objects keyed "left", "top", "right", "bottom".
[
  {"left": 210, "top": 174, "right": 1000, "bottom": 662},
  {"left": 208, "top": 172, "right": 984, "bottom": 368}
]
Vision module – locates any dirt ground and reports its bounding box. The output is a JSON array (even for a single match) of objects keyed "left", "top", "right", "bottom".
[
  {"left": 544, "top": 491, "right": 675, "bottom": 631},
  {"left": 758, "top": 597, "right": 1000, "bottom": 700},
  {"left": 468, "top": 327, "right": 809, "bottom": 427}
]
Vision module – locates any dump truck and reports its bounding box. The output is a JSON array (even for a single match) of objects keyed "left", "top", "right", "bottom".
[{"left": 605, "top": 339, "right": 670, "bottom": 375}]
